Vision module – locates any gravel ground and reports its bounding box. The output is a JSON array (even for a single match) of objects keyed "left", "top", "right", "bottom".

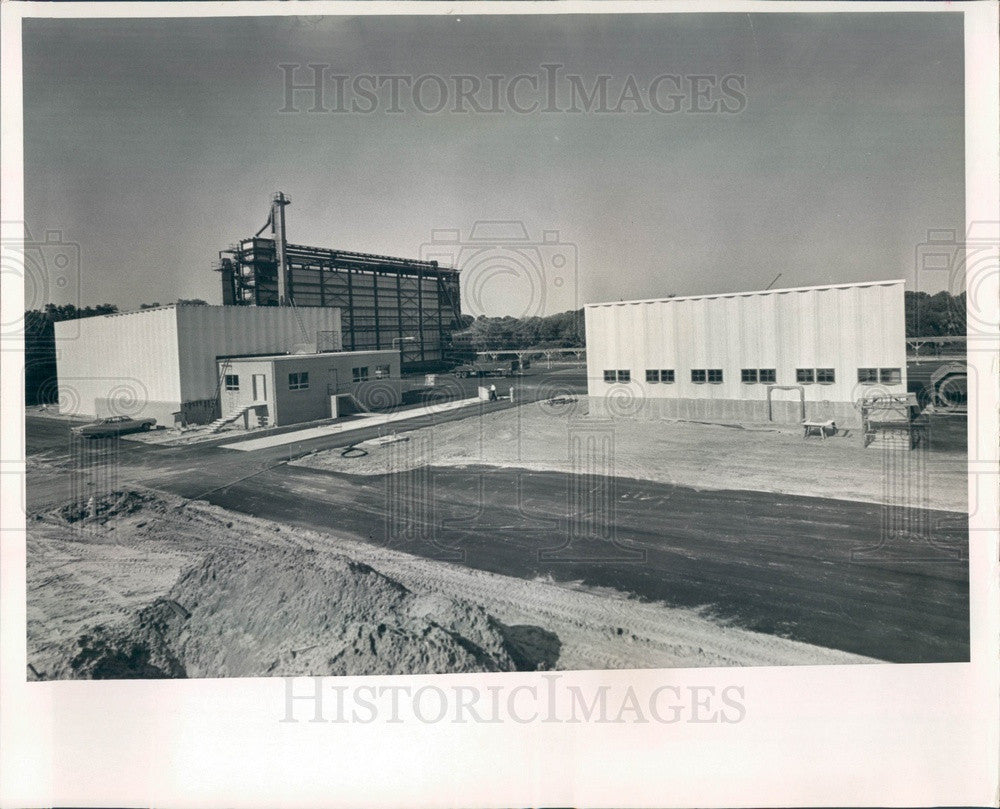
[{"left": 292, "top": 404, "right": 968, "bottom": 512}]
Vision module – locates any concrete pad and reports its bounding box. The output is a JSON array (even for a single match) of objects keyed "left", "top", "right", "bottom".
[{"left": 219, "top": 397, "right": 483, "bottom": 451}]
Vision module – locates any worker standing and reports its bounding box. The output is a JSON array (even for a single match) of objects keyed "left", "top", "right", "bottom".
[{"left": 489, "top": 383, "right": 498, "bottom": 401}]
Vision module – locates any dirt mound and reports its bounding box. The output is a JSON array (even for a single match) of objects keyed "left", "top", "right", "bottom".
[
  {"left": 59, "top": 607, "right": 188, "bottom": 679},
  {"left": 55, "top": 490, "right": 161, "bottom": 525},
  {"left": 45, "top": 547, "right": 518, "bottom": 678}
]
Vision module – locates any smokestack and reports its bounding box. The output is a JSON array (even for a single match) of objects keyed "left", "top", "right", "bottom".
[
  {"left": 218, "top": 257, "right": 236, "bottom": 305},
  {"left": 272, "top": 192, "right": 291, "bottom": 304}
]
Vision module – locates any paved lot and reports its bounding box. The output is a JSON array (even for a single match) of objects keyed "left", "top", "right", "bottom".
[
  {"left": 198, "top": 464, "right": 968, "bottom": 663},
  {"left": 23, "top": 364, "right": 970, "bottom": 665}
]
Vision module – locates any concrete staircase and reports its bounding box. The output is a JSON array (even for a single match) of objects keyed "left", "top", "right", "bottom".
[
  {"left": 207, "top": 407, "right": 251, "bottom": 433},
  {"left": 334, "top": 393, "right": 370, "bottom": 415}
]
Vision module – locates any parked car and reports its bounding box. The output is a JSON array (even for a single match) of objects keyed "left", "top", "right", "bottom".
[
  {"left": 71, "top": 415, "right": 156, "bottom": 438},
  {"left": 452, "top": 363, "right": 509, "bottom": 378}
]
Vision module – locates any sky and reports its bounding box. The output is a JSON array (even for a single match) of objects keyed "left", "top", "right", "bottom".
[{"left": 22, "top": 12, "right": 964, "bottom": 316}]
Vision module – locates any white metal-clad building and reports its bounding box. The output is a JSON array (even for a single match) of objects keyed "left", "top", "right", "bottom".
[
  {"left": 585, "top": 279, "right": 908, "bottom": 425},
  {"left": 55, "top": 304, "right": 342, "bottom": 426}
]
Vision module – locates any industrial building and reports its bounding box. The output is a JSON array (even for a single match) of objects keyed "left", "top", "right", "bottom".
[
  {"left": 217, "top": 349, "right": 400, "bottom": 428},
  {"left": 55, "top": 304, "right": 346, "bottom": 426},
  {"left": 585, "top": 279, "right": 908, "bottom": 425},
  {"left": 217, "top": 193, "right": 463, "bottom": 369},
  {"left": 52, "top": 192, "right": 464, "bottom": 430}
]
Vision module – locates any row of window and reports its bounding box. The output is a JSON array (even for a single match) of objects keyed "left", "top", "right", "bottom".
[
  {"left": 796, "top": 368, "right": 835, "bottom": 384},
  {"left": 860, "top": 367, "right": 902, "bottom": 384},
  {"left": 645, "top": 370, "right": 676, "bottom": 383},
  {"left": 603, "top": 367, "right": 902, "bottom": 385},
  {"left": 352, "top": 364, "right": 391, "bottom": 383},
  {"left": 224, "top": 366, "right": 394, "bottom": 393},
  {"left": 691, "top": 369, "right": 725, "bottom": 384},
  {"left": 740, "top": 369, "right": 777, "bottom": 384}
]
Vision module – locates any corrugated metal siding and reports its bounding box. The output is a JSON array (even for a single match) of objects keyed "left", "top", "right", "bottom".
[
  {"left": 585, "top": 280, "right": 907, "bottom": 404},
  {"left": 55, "top": 305, "right": 343, "bottom": 417},
  {"left": 54, "top": 307, "right": 181, "bottom": 416},
  {"left": 175, "top": 306, "right": 342, "bottom": 400}
]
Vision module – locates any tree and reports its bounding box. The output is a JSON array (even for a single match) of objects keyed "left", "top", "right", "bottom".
[
  {"left": 905, "top": 290, "right": 965, "bottom": 337},
  {"left": 450, "top": 308, "right": 585, "bottom": 352}
]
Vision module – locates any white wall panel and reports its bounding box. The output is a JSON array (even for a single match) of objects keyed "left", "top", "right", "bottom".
[
  {"left": 55, "top": 305, "right": 342, "bottom": 417},
  {"left": 55, "top": 307, "right": 180, "bottom": 417},
  {"left": 585, "top": 280, "right": 907, "bottom": 404}
]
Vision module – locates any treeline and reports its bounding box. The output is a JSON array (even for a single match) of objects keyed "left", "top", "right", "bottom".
[
  {"left": 452, "top": 309, "right": 584, "bottom": 351},
  {"left": 904, "top": 290, "right": 965, "bottom": 337}
]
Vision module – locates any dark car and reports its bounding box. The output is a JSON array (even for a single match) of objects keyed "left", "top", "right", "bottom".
[
  {"left": 71, "top": 415, "right": 156, "bottom": 438},
  {"left": 453, "top": 363, "right": 508, "bottom": 378}
]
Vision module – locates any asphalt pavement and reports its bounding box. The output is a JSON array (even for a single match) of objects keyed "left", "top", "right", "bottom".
[{"left": 23, "top": 366, "right": 970, "bottom": 664}]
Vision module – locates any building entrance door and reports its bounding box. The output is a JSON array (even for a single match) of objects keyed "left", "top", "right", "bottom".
[
  {"left": 327, "top": 369, "right": 340, "bottom": 418},
  {"left": 252, "top": 374, "right": 267, "bottom": 402}
]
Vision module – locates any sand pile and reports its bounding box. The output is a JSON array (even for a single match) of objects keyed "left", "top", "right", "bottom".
[{"left": 46, "top": 546, "right": 518, "bottom": 679}]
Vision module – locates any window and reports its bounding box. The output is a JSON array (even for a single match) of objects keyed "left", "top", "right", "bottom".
[
  {"left": 816, "top": 368, "right": 836, "bottom": 384},
  {"left": 603, "top": 370, "right": 616, "bottom": 383},
  {"left": 374, "top": 364, "right": 391, "bottom": 379},
  {"left": 879, "top": 368, "right": 902, "bottom": 385},
  {"left": 759, "top": 369, "right": 776, "bottom": 384},
  {"left": 796, "top": 368, "right": 815, "bottom": 384},
  {"left": 707, "top": 369, "right": 723, "bottom": 384},
  {"left": 741, "top": 369, "right": 758, "bottom": 384},
  {"left": 691, "top": 369, "right": 707, "bottom": 384},
  {"left": 858, "top": 368, "right": 878, "bottom": 384},
  {"left": 224, "top": 374, "right": 239, "bottom": 391},
  {"left": 617, "top": 370, "right": 631, "bottom": 383},
  {"left": 288, "top": 372, "right": 309, "bottom": 390},
  {"left": 661, "top": 370, "right": 675, "bottom": 383},
  {"left": 352, "top": 366, "right": 369, "bottom": 383},
  {"left": 646, "top": 369, "right": 660, "bottom": 383}
]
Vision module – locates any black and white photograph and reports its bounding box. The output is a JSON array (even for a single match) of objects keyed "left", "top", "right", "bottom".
[{"left": 1, "top": 2, "right": 997, "bottom": 807}]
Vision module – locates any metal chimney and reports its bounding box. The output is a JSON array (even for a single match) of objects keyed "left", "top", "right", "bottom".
[{"left": 271, "top": 192, "right": 291, "bottom": 304}]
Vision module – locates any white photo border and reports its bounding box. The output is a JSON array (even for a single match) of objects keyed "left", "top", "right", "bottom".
[{"left": 1, "top": 2, "right": 997, "bottom": 807}]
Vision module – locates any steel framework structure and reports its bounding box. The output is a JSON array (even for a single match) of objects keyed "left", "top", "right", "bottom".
[{"left": 217, "top": 238, "right": 462, "bottom": 367}]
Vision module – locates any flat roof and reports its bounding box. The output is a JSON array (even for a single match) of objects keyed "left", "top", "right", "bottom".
[
  {"left": 220, "top": 349, "right": 397, "bottom": 363},
  {"left": 98, "top": 303, "right": 182, "bottom": 316},
  {"left": 98, "top": 304, "right": 341, "bottom": 318},
  {"left": 585, "top": 278, "right": 906, "bottom": 308}
]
